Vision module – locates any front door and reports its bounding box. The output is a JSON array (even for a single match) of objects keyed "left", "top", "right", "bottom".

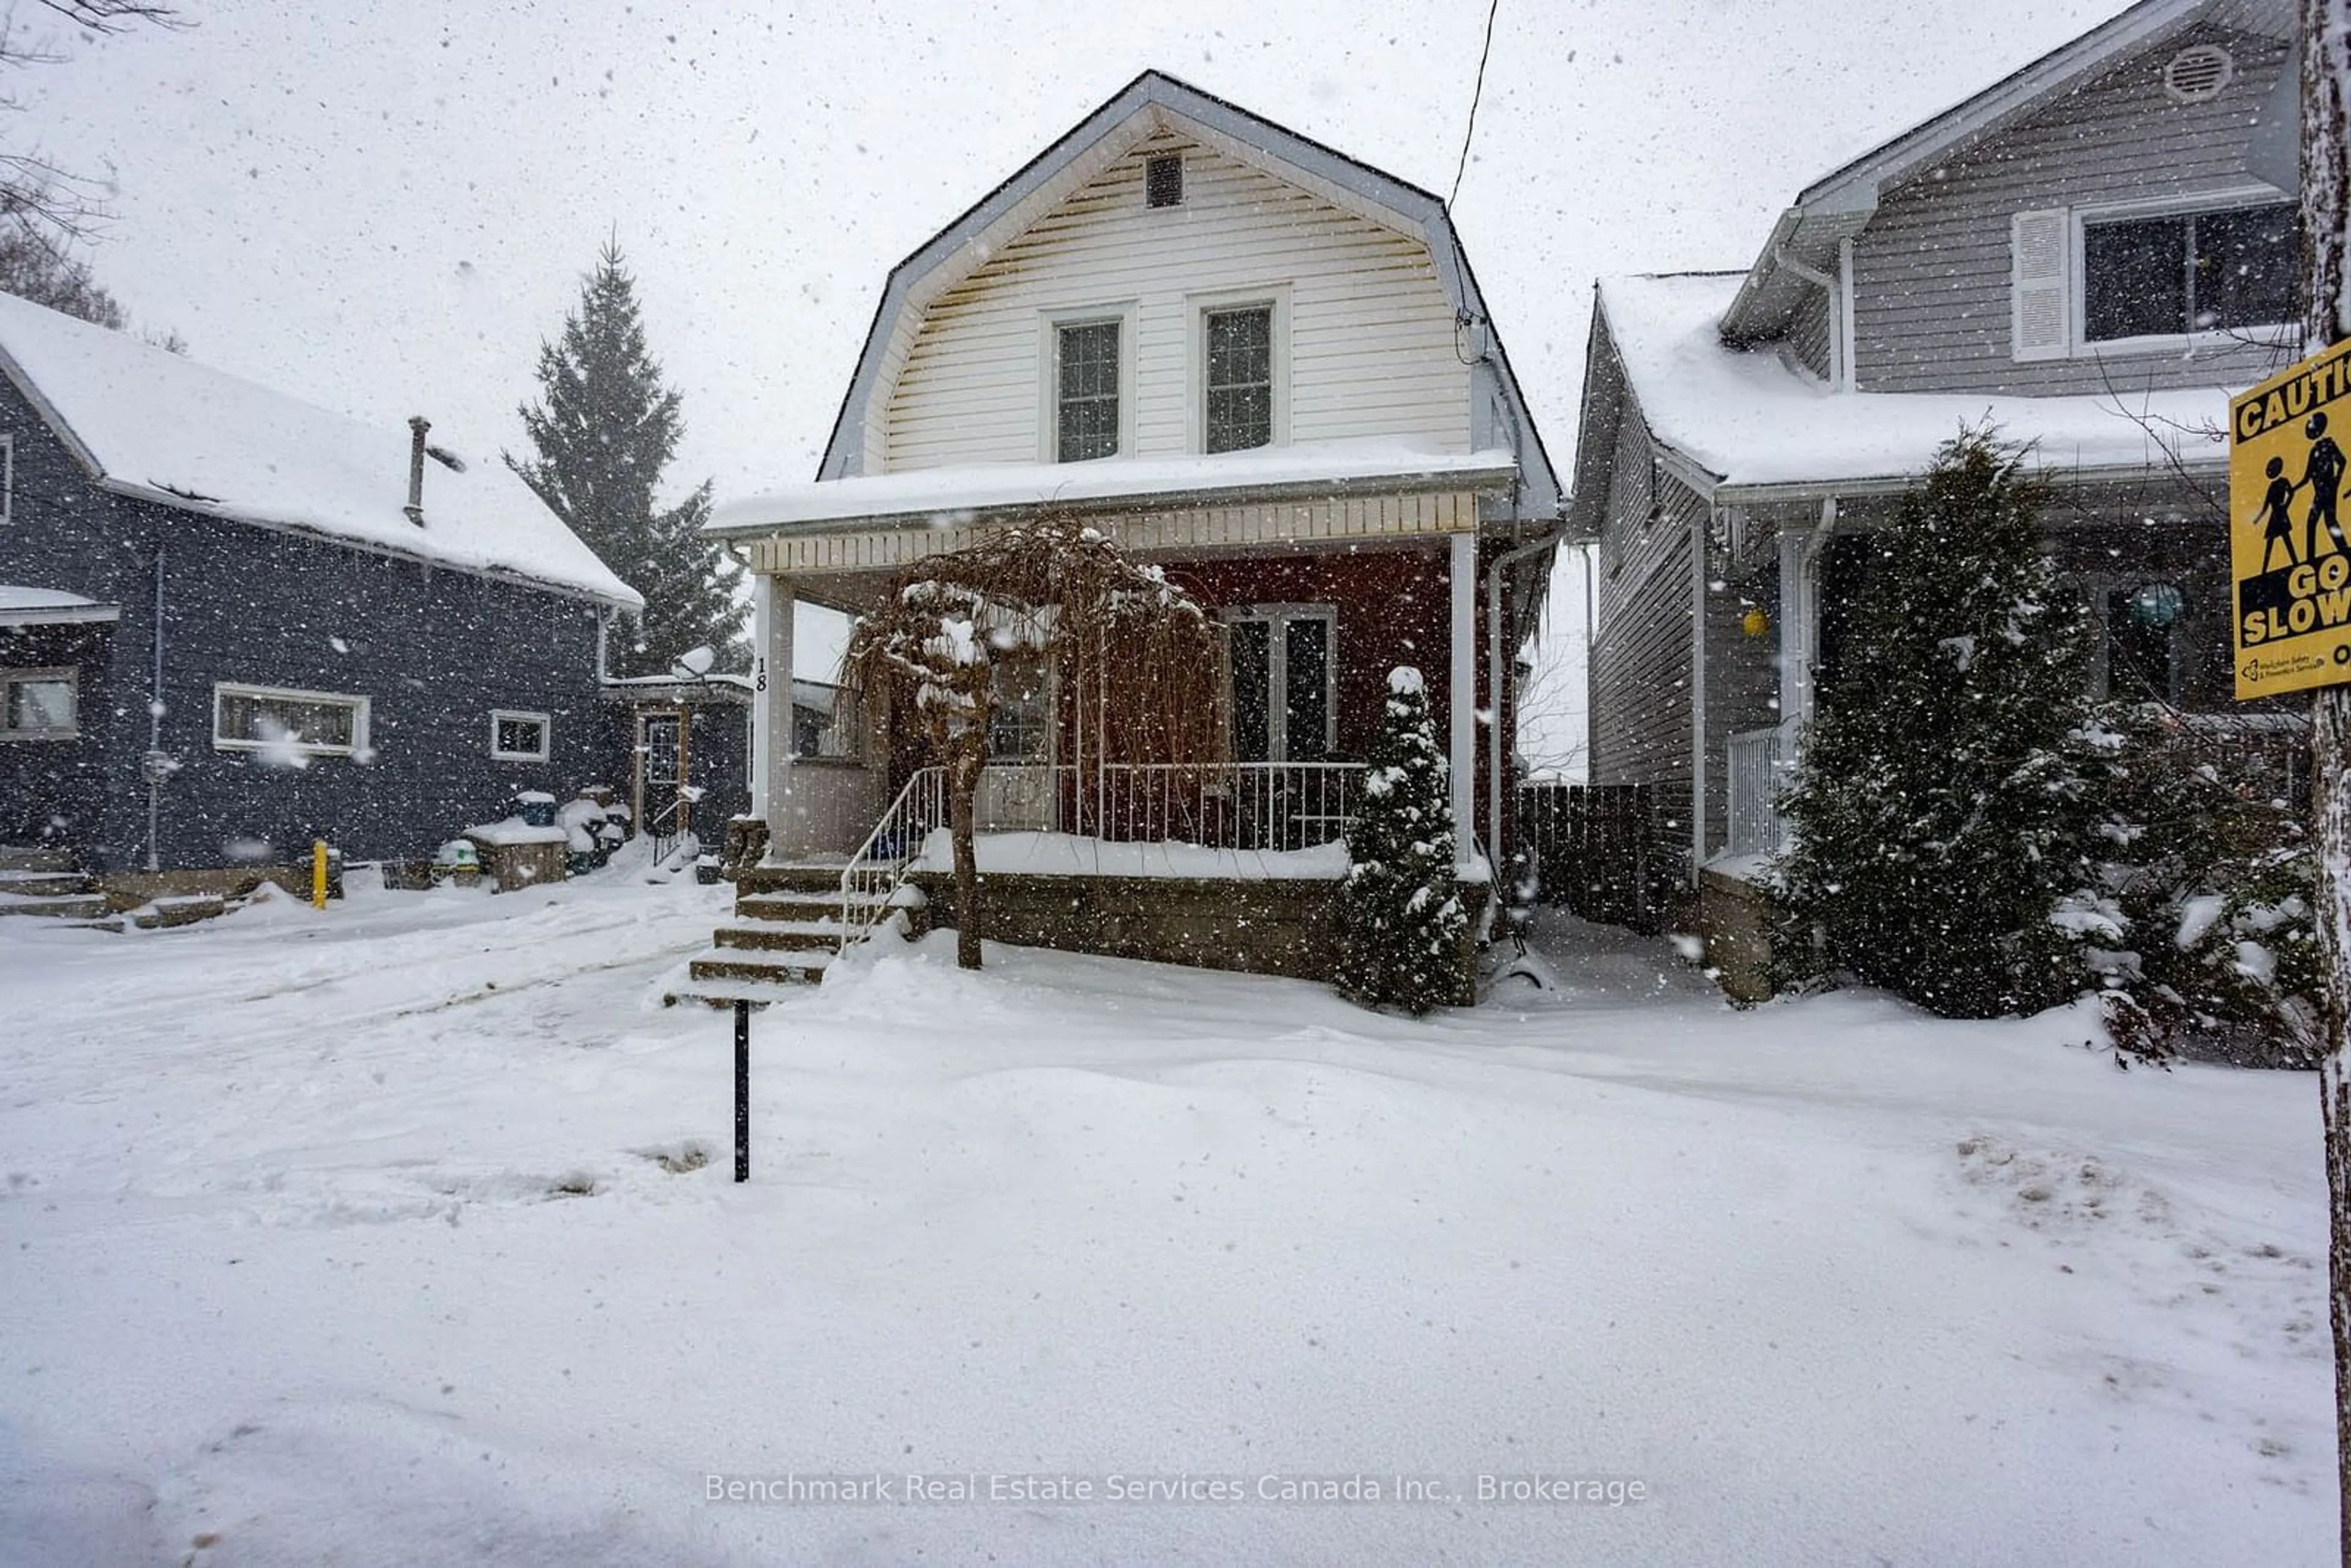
[{"left": 636, "top": 711, "right": 683, "bottom": 841}]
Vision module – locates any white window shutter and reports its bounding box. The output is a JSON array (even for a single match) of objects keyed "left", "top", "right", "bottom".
[{"left": 2011, "top": 209, "right": 2071, "bottom": 362}]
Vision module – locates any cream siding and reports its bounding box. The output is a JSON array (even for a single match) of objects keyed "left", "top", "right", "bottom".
[{"left": 882, "top": 129, "right": 1469, "bottom": 471}]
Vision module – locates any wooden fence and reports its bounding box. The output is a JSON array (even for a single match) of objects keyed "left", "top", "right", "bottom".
[{"left": 1516, "top": 782, "right": 1661, "bottom": 931}]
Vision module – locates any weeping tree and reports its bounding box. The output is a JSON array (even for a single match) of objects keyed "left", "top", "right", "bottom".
[{"left": 842, "top": 516, "right": 1223, "bottom": 969}]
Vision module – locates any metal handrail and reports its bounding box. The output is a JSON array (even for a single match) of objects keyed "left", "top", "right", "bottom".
[
  {"left": 839, "top": 766, "right": 947, "bottom": 953},
  {"left": 646, "top": 786, "right": 705, "bottom": 871}
]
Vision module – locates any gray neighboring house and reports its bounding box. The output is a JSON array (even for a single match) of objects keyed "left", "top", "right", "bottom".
[
  {"left": 0, "top": 291, "right": 643, "bottom": 899},
  {"left": 1569, "top": 0, "right": 2309, "bottom": 964}
]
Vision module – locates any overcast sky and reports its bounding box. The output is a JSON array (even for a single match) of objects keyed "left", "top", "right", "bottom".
[{"left": 11, "top": 0, "right": 2132, "bottom": 740}]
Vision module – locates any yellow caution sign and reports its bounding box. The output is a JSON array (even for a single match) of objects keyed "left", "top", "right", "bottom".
[{"left": 2233, "top": 337, "right": 2351, "bottom": 699}]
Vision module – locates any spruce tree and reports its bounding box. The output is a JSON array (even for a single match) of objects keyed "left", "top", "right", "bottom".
[
  {"left": 509, "top": 240, "right": 741, "bottom": 675},
  {"left": 1336, "top": 666, "right": 1469, "bottom": 1015},
  {"left": 1774, "top": 427, "right": 2108, "bottom": 1018}
]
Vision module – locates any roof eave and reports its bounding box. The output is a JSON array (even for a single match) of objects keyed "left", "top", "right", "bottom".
[
  {"left": 710, "top": 459, "right": 1521, "bottom": 541},
  {"left": 1714, "top": 456, "right": 2228, "bottom": 508}
]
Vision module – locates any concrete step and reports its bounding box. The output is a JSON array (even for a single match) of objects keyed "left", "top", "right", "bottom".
[
  {"left": 0, "top": 846, "right": 75, "bottom": 873},
  {"left": 737, "top": 860, "right": 857, "bottom": 897},
  {"left": 0, "top": 891, "right": 108, "bottom": 920},
  {"left": 0, "top": 870, "right": 92, "bottom": 898},
  {"left": 714, "top": 919, "right": 841, "bottom": 955},
  {"left": 686, "top": 947, "right": 835, "bottom": 987},
  {"left": 735, "top": 890, "right": 889, "bottom": 923}
]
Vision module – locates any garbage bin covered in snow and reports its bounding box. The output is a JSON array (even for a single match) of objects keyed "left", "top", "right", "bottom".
[{"left": 510, "top": 790, "right": 560, "bottom": 828}]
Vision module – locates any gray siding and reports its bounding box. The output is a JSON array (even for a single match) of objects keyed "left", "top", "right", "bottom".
[
  {"left": 0, "top": 375, "right": 621, "bottom": 874},
  {"left": 1787, "top": 283, "right": 1832, "bottom": 381},
  {"left": 1588, "top": 343, "right": 1702, "bottom": 878},
  {"left": 1853, "top": 21, "right": 2293, "bottom": 396}
]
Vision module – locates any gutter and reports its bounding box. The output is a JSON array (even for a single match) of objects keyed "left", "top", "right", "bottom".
[{"left": 1713, "top": 457, "right": 2228, "bottom": 508}]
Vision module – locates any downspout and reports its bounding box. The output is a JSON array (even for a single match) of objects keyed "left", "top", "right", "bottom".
[
  {"left": 145, "top": 545, "right": 165, "bottom": 872},
  {"left": 1690, "top": 503, "right": 1710, "bottom": 885},
  {"left": 1485, "top": 525, "right": 1562, "bottom": 891}
]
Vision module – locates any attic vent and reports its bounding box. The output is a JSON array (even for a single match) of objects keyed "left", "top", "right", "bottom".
[
  {"left": 1145, "top": 153, "right": 1183, "bottom": 209},
  {"left": 2162, "top": 43, "right": 2233, "bottom": 104}
]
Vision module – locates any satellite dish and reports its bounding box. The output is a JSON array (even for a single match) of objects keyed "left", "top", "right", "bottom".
[{"left": 669, "top": 645, "right": 717, "bottom": 682}]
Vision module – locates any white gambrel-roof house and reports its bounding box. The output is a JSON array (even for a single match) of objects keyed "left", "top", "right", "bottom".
[{"left": 695, "top": 70, "right": 1564, "bottom": 994}]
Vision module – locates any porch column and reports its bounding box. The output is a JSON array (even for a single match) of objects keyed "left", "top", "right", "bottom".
[
  {"left": 1449, "top": 531, "right": 1476, "bottom": 863},
  {"left": 751, "top": 572, "right": 795, "bottom": 857}
]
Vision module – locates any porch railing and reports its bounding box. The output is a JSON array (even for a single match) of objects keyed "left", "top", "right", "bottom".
[
  {"left": 836, "top": 760, "right": 1366, "bottom": 953},
  {"left": 1725, "top": 722, "right": 1795, "bottom": 858}
]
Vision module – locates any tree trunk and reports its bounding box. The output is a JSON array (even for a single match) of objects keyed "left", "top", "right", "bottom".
[
  {"left": 950, "top": 746, "right": 984, "bottom": 970},
  {"left": 2302, "top": 5, "right": 2351, "bottom": 1561}
]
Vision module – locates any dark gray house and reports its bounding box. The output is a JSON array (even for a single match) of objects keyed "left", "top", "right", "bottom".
[
  {"left": 0, "top": 291, "right": 643, "bottom": 899},
  {"left": 1569, "top": 0, "right": 2307, "bottom": 969}
]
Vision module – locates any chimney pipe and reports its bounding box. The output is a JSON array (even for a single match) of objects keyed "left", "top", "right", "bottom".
[{"left": 405, "top": 416, "right": 430, "bottom": 525}]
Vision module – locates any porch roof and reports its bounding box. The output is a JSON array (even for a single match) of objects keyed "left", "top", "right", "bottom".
[
  {"left": 0, "top": 586, "right": 121, "bottom": 627},
  {"left": 708, "top": 441, "right": 1518, "bottom": 538},
  {"left": 1600, "top": 273, "right": 2233, "bottom": 505}
]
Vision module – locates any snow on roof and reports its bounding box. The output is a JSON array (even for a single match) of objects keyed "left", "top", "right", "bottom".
[
  {"left": 1599, "top": 273, "right": 2231, "bottom": 497},
  {"left": 0, "top": 293, "right": 641, "bottom": 609},
  {"left": 712, "top": 440, "right": 1520, "bottom": 535},
  {"left": 0, "top": 585, "right": 118, "bottom": 624}
]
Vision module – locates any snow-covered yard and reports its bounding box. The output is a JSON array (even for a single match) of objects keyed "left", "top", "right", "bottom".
[{"left": 0, "top": 867, "right": 2331, "bottom": 1564}]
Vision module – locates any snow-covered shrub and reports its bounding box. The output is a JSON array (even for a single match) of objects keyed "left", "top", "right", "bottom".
[
  {"left": 2092, "top": 703, "right": 2315, "bottom": 1067},
  {"left": 1336, "top": 667, "right": 1469, "bottom": 1015},
  {"left": 1774, "top": 428, "right": 2112, "bottom": 1018}
]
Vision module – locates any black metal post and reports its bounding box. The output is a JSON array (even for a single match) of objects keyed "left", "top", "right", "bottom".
[{"left": 733, "top": 998, "right": 751, "bottom": 1182}]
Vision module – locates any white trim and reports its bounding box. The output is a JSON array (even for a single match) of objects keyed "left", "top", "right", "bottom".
[
  {"left": 1835, "top": 238, "right": 1858, "bottom": 391},
  {"left": 211, "top": 681, "right": 370, "bottom": 758},
  {"left": 1185, "top": 285, "right": 1291, "bottom": 454},
  {"left": 488, "top": 708, "right": 552, "bottom": 762},
  {"left": 0, "top": 664, "right": 76, "bottom": 740},
  {"left": 1447, "top": 531, "right": 1475, "bottom": 854},
  {"left": 1037, "top": 302, "right": 1139, "bottom": 463},
  {"left": 1223, "top": 602, "right": 1338, "bottom": 761}
]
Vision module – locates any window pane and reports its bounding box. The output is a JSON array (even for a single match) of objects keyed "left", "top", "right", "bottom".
[
  {"left": 7, "top": 678, "right": 72, "bottom": 732},
  {"left": 1205, "top": 307, "right": 1272, "bottom": 453},
  {"left": 2106, "top": 587, "right": 2181, "bottom": 702},
  {"left": 2194, "top": 204, "right": 2296, "bottom": 331},
  {"left": 220, "top": 691, "right": 356, "bottom": 749},
  {"left": 643, "top": 716, "right": 679, "bottom": 784},
  {"left": 495, "top": 716, "right": 546, "bottom": 756},
  {"left": 987, "top": 658, "right": 1052, "bottom": 762},
  {"left": 1284, "top": 618, "right": 1329, "bottom": 762},
  {"left": 2083, "top": 216, "right": 2188, "bottom": 340},
  {"left": 1230, "top": 620, "right": 1270, "bottom": 762},
  {"left": 1057, "top": 321, "right": 1120, "bottom": 462}
]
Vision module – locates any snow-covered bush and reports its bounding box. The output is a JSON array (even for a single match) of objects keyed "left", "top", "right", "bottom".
[
  {"left": 2091, "top": 703, "right": 2316, "bottom": 1067},
  {"left": 1335, "top": 667, "right": 1468, "bottom": 1015},
  {"left": 1774, "top": 428, "right": 2112, "bottom": 1018}
]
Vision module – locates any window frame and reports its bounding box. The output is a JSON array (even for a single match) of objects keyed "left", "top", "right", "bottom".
[
  {"left": 2070, "top": 187, "right": 2298, "bottom": 358},
  {"left": 212, "top": 680, "right": 370, "bottom": 759},
  {"left": 1223, "top": 602, "right": 1338, "bottom": 763},
  {"left": 1037, "top": 302, "right": 1138, "bottom": 463},
  {"left": 0, "top": 664, "right": 76, "bottom": 740},
  {"left": 489, "top": 707, "right": 553, "bottom": 763},
  {"left": 1188, "top": 286, "right": 1290, "bottom": 455}
]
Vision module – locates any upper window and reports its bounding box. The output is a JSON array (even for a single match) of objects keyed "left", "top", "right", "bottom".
[
  {"left": 2082, "top": 203, "right": 2295, "bottom": 343},
  {"left": 1, "top": 666, "right": 74, "bottom": 739},
  {"left": 490, "top": 708, "right": 552, "bottom": 762},
  {"left": 1056, "top": 319, "right": 1121, "bottom": 462},
  {"left": 1204, "top": 306, "right": 1274, "bottom": 454},
  {"left": 214, "top": 682, "right": 368, "bottom": 759}
]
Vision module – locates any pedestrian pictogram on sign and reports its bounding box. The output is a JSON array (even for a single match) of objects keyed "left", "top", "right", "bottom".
[{"left": 2232, "top": 336, "right": 2351, "bottom": 699}]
